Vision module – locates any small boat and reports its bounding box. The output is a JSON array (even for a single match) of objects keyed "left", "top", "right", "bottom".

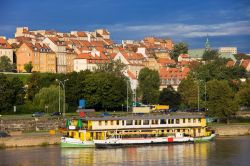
[
  {"left": 61, "top": 137, "right": 95, "bottom": 148},
  {"left": 194, "top": 133, "right": 216, "bottom": 142}
]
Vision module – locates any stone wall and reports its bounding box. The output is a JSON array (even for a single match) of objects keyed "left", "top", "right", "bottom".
[
  {"left": 0, "top": 118, "right": 66, "bottom": 132},
  {"left": 211, "top": 125, "right": 250, "bottom": 136}
]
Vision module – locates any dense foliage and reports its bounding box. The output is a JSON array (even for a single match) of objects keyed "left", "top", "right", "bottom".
[
  {"left": 138, "top": 68, "right": 160, "bottom": 104},
  {"left": 0, "top": 56, "right": 13, "bottom": 72},
  {"left": 170, "top": 42, "right": 188, "bottom": 61},
  {"left": 159, "top": 86, "right": 180, "bottom": 107}
]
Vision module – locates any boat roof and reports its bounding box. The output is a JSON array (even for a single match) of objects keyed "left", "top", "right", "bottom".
[{"left": 81, "top": 114, "right": 204, "bottom": 121}]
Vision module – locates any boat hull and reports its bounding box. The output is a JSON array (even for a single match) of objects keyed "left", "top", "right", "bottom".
[
  {"left": 61, "top": 137, "right": 95, "bottom": 148},
  {"left": 94, "top": 137, "right": 194, "bottom": 148},
  {"left": 194, "top": 134, "right": 216, "bottom": 142}
]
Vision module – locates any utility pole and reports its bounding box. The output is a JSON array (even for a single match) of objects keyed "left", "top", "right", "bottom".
[
  {"left": 56, "top": 79, "right": 68, "bottom": 117},
  {"left": 127, "top": 80, "right": 129, "bottom": 112},
  {"left": 198, "top": 81, "right": 200, "bottom": 112}
]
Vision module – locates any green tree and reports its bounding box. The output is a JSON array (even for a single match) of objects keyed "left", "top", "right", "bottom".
[
  {"left": 33, "top": 85, "right": 64, "bottom": 113},
  {"left": 138, "top": 68, "right": 160, "bottom": 104},
  {"left": 202, "top": 49, "right": 219, "bottom": 61},
  {"left": 206, "top": 80, "right": 238, "bottom": 123},
  {"left": 178, "top": 78, "right": 198, "bottom": 108},
  {"left": 235, "top": 81, "right": 250, "bottom": 108},
  {"left": 65, "top": 71, "right": 91, "bottom": 110},
  {"left": 0, "top": 56, "right": 13, "bottom": 72},
  {"left": 0, "top": 74, "right": 13, "bottom": 112},
  {"left": 83, "top": 72, "right": 128, "bottom": 110},
  {"left": 234, "top": 53, "right": 250, "bottom": 61},
  {"left": 10, "top": 77, "right": 25, "bottom": 105},
  {"left": 159, "top": 86, "right": 181, "bottom": 108},
  {"left": 170, "top": 42, "right": 188, "bottom": 61},
  {"left": 27, "top": 73, "right": 42, "bottom": 100},
  {"left": 24, "top": 61, "right": 33, "bottom": 73}
]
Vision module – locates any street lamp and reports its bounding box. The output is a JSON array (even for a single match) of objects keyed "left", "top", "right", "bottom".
[
  {"left": 127, "top": 80, "right": 129, "bottom": 112},
  {"left": 56, "top": 79, "right": 69, "bottom": 117}
]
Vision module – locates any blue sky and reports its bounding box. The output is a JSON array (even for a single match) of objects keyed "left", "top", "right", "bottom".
[{"left": 1, "top": 0, "right": 250, "bottom": 52}]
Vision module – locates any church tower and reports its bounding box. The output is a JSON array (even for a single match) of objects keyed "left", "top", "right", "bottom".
[{"left": 205, "top": 34, "right": 210, "bottom": 50}]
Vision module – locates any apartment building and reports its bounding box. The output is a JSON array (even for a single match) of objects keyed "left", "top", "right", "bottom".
[{"left": 0, "top": 37, "right": 13, "bottom": 63}]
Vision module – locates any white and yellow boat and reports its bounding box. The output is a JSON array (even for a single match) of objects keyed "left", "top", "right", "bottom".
[{"left": 61, "top": 114, "right": 215, "bottom": 148}]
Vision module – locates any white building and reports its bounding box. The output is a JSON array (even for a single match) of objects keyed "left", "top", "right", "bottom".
[
  {"left": 218, "top": 47, "right": 237, "bottom": 54},
  {"left": 0, "top": 37, "right": 13, "bottom": 63}
]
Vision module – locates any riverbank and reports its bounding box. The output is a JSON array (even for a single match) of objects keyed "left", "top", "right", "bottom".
[
  {"left": 210, "top": 124, "right": 250, "bottom": 136},
  {"left": 0, "top": 132, "right": 61, "bottom": 148}
]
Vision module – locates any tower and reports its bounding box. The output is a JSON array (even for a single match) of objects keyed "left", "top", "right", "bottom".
[{"left": 205, "top": 34, "right": 210, "bottom": 50}]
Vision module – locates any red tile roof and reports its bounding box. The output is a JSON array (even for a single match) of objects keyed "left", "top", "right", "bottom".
[
  {"left": 241, "top": 59, "right": 250, "bottom": 69},
  {"left": 127, "top": 70, "right": 136, "bottom": 79},
  {"left": 226, "top": 60, "right": 235, "bottom": 67},
  {"left": 0, "top": 38, "right": 12, "bottom": 49}
]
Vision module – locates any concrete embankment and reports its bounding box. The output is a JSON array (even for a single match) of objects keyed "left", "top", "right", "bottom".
[
  {"left": 210, "top": 124, "right": 250, "bottom": 136},
  {"left": 0, "top": 133, "right": 61, "bottom": 148},
  {"left": 0, "top": 117, "right": 65, "bottom": 132}
]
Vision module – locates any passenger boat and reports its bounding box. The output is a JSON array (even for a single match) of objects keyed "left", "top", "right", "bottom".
[{"left": 61, "top": 113, "right": 215, "bottom": 148}]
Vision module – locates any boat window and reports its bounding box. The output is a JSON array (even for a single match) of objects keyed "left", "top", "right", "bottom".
[
  {"left": 183, "top": 118, "right": 186, "bottom": 123},
  {"left": 177, "top": 129, "right": 180, "bottom": 132},
  {"left": 176, "top": 119, "right": 180, "bottom": 124},
  {"left": 122, "top": 120, "right": 125, "bottom": 126},
  {"left": 105, "top": 121, "right": 108, "bottom": 125},
  {"left": 160, "top": 119, "right": 166, "bottom": 124},
  {"left": 168, "top": 119, "right": 171, "bottom": 124},
  {"left": 116, "top": 120, "right": 119, "bottom": 125},
  {"left": 126, "top": 120, "right": 133, "bottom": 125},
  {"left": 143, "top": 120, "right": 149, "bottom": 125},
  {"left": 171, "top": 119, "right": 174, "bottom": 124},
  {"left": 135, "top": 120, "right": 141, "bottom": 125},
  {"left": 152, "top": 119, "right": 158, "bottom": 125},
  {"left": 188, "top": 118, "right": 191, "bottom": 123},
  {"left": 198, "top": 118, "right": 201, "bottom": 123},
  {"left": 193, "top": 119, "right": 196, "bottom": 123},
  {"left": 111, "top": 120, "right": 114, "bottom": 125},
  {"left": 99, "top": 121, "right": 102, "bottom": 126}
]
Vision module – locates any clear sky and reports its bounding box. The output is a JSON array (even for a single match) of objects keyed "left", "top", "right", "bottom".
[{"left": 1, "top": 0, "right": 250, "bottom": 52}]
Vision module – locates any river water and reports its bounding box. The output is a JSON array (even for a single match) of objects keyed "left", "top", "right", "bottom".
[{"left": 0, "top": 136, "right": 249, "bottom": 166}]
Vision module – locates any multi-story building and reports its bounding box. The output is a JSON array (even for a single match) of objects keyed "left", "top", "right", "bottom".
[
  {"left": 43, "top": 37, "right": 67, "bottom": 73},
  {"left": 16, "top": 42, "right": 56, "bottom": 73},
  {"left": 218, "top": 47, "right": 237, "bottom": 54},
  {"left": 159, "top": 67, "right": 190, "bottom": 90},
  {"left": 0, "top": 37, "right": 13, "bottom": 63}
]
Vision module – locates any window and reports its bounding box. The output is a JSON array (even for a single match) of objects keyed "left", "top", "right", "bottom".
[
  {"left": 122, "top": 120, "right": 125, "bottom": 126},
  {"left": 198, "top": 118, "right": 201, "bottom": 123},
  {"left": 111, "top": 121, "right": 113, "bottom": 125},
  {"left": 143, "top": 120, "right": 149, "bottom": 125},
  {"left": 160, "top": 119, "right": 166, "bottom": 124},
  {"left": 105, "top": 121, "right": 108, "bottom": 125},
  {"left": 193, "top": 119, "right": 196, "bottom": 123},
  {"left": 126, "top": 120, "right": 133, "bottom": 125},
  {"left": 116, "top": 120, "right": 119, "bottom": 125},
  {"left": 177, "top": 129, "right": 180, "bottom": 132},
  {"left": 198, "top": 129, "right": 201, "bottom": 133},
  {"left": 176, "top": 119, "right": 180, "bottom": 124},
  {"left": 168, "top": 119, "right": 171, "bottom": 124},
  {"left": 135, "top": 120, "right": 141, "bottom": 125},
  {"left": 171, "top": 119, "right": 174, "bottom": 124},
  {"left": 183, "top": 118, "right": 186, "bottom": 123},
  {"left": 151, "top": 119, "right": 158, "bottom": 125},
  {"left": 98, "top": 121, "right": 102, "bottom": 126},
  {"left": 188, "top": 118, "right": 191, "bottom": 123}
]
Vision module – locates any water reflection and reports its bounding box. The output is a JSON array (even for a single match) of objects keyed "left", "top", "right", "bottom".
[
  {"left": 60, "top": 142, "right": 214, "bottom": 166},
  {"left": 0, "top": 136, "right": 249, "bottom": 166}
]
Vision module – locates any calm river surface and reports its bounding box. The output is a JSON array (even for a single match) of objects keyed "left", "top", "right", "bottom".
[{"left": 0, "top": 136, "right": 250, "bottom": 166}]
